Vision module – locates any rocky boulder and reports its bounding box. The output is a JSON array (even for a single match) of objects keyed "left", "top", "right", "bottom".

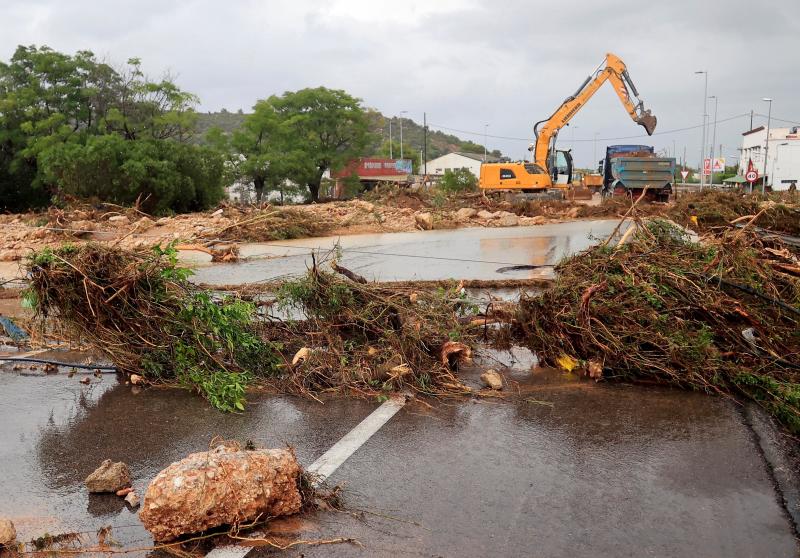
[
  {"left": 476, "top": 210, "right": 497, "bottom": 220},
  {"left": 85, "top": 459, "right": 131, "bottom": 493},
  {"left": 480, "top": 370, "right": 504, "bottom": 390},
  {"left": 108, "top": 215, "right": 130, "bottom": 225},
  {"left": 414, "top": 212, "right": 434, "bottom": 230},
  {"left": 497, "top": 214, "right": 519, "bottom": 227},
  {"left": 139, "top": 446, "right": 302, "bottom": 542},
  {"left": 455, "top": 207, "right": 477, "bottom": 221}
]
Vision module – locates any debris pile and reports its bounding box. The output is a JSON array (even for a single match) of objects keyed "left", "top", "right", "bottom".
[
  {"left": 516, "top": 220, "right": 800, "bottom": 431},
  {"left": 267, "top": 258, "right": 477, "bottom": 395},
  {"left": 139, "top": 444, "right": 302, "bottom": 542},
  {"left": 670, "top": 189, "right": 800, "bottom": 236},
  {"left": 26, "top": 244, "right": 280, "bottom": 411}
]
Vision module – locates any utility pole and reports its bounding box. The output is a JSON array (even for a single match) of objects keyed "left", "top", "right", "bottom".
[
  {"left": 389, "top": 119, "right": 393, "bottom": 159},
  {"left": 709, "top": 95, "right": 718, "bottom": 186},
  {"left": 750, "top": 110, "right": 754, "bottom": 131},
  {"left": 695, "top": 71, "right": 708, "bottom": 188},
  {"left": 399, "top": 110, "right": 407, "bottom": 160},
  {"left": 423, "top": 112, "right": 427, "bottom": 178},
  {"left": 593, "top": 132, "right": 599, "bottom": 167},
  {"left": 762, "top": 98, "right": 773, "bottom": 191}
]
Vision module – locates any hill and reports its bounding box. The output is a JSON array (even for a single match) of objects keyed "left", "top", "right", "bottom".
[{"left": 195, "top": 109, "right": 501, "bottom": 162}]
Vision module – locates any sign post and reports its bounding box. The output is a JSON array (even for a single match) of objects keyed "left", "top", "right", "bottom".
[{"left": 745, "top": 158, "right": 758, "bottom": 194}]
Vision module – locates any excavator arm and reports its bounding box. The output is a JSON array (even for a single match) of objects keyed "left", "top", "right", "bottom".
[{"left": 532, "top": 53, "right": 656, "bottom": 171}]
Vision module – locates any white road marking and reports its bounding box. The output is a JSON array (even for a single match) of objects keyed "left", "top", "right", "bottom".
[{"left": 206, "top": 396, "right": 406, "bottom": 558}]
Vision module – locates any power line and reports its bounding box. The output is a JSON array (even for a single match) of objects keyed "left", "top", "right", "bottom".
[
  {"left": 427, "top": 113, "right": 751, "bottom": 143},
  {"left": 753, "top": 113, "right": 800, "bottom": 126}
]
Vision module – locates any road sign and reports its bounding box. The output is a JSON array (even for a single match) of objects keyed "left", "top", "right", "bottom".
[
  {"left": 746, "top": 170, "right": 759, "bottom": 183},
  {"left": 703, "top": 158, "right": 726, "bottom": 175},
  {"left": 680, "top": 170, "right": 689, "bottom": 181}
]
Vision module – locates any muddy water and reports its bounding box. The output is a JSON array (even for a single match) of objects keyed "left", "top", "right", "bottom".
[{"left": 190, "top": 220, "right": 628, "bottom": 285}]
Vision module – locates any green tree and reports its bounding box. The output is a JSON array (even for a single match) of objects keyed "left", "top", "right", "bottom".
[
  {"left": 439, "top": 168, "right": 477, "bottom": 193},
  {"left": 269, "top": 87, "right": 371, "bottom": 202},
  {"left": 0, "top": 44, "right": 219, "bottom": 212}
]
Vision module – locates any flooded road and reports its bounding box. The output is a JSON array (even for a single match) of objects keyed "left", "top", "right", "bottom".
[
  {"left": 0, "top": 363, "right": 796, "bottom": 556},
  {"left": 190, "top": 220, "right": 628, "bottom": 285}
]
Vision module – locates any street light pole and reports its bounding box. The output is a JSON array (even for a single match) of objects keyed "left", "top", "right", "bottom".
[
  {"left": 762, "top": 98, "right": 773, "bottom": 191},
  {"left": 695, "top": 71, "right": 708, "bottom": 188},
  {"left": 593, "top": 132, "right": 599, "bottom": 167},
  {"left": 399, "top": 110, "right": 407, "bottom": 160},
  {"left": 709, "top": 95, "right": 718, "bottom": 186},
  {"left": 483, "top": 124, "right": 489, "bottom": 162}
]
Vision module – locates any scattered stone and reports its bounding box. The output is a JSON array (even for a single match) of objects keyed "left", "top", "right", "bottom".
[
  {"left": 124, "top": 490, "right": 140, "bottom": 508},
  {"left": 497, "top": 214, "right": 519, "bottom": 227},
  {"left": 292, "top": 347, "right": 311, "bottom": 365},
  {"left": 455, "top": 207, "right": 478, "bottom": 221},
  {"left": 155, "top": 217, "right": 171, "bottom": 226},
  {"left": 139, "top": 446, "right": 302, "bottom": 542},
  {"left": 480, "top": 370, "right": 503, "bottom": 390},
  {"left": 358, "top": 201, "right": 375, "bottom": 212},
  {"left": 116, "top": 487, "right": 133, "bottom": 497},
  {"left": 32, "top": 228, "right": 48, "bottom": 239},
  {"left": 136, "top": 216, "right": 155, "bottom": 231},
  {"left": 529, "top": 215, "right": 547, "bottom": 225},
  {"left": 80, "top": 377, "right": 91, "bottom": 384},
  {"left": 210, "top": 208, "right": 224, "bottom": 217},
  {"left": 108, "top": 215, "right": 130, "bottom": 225},
  {"left": 85, "top": 459, "right": 132, "bottom": 493},
  {"left": 129, "top": 374, "right": 144, "bottom": 385},
  {"left": 565, "top": 207, "right": 581, "bottom": 219},
  {"left": 476, "top": 209, "right": 497, "bottom": 220},
  {"left": 71, "top": 220, "right": 96, "bottom": 237},
  {"left": 0, "top": 519, "right": 16, "bottom": 547},
  {"left": 415, "top": 212, "right": 434, "bottom": 230}
]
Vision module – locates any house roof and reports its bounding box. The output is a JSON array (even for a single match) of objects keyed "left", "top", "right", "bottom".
[
  {"left": 742, "top": 126, "right": 765, "bottom": 137},
  {"left": 453, "top": 151, "right": 502, "bottom": 163}
]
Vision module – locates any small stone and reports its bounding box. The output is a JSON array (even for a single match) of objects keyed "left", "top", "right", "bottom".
[
  {"left": 414, "top": 212, "right": 434, "bottom": 230},
  {"left": 155, "top": 217, "right": 171, "bottom": 226},
  {"left": 565, "top": 207, "right": 581, "bottom": 219},
  {"left": 32, "top": 228, "right": 48, "bottom": 239},
  {"left": 359, "top": 201, "right": 375, "bottom": 212},
  {"left": 71, "top": 220, "right": 96, "bottom": 237},
  {"left": 136, "top": 216, "right": 155, "bottom": 231},
  {"left": 116, "top": 487, "right": 133, "bottom": 497},
  {"left": 124, "top": 490, "right": 140, "bottom": 508},
  {"left": 109, "top": 215, "right": 130, "bottom": 224},
  {"left": 480, "top": 370, "right": 503, "bottom": 390},
  {"left": 130, "top": 374, "right": 144, "bottom": 385},
  {"left": 85, "top": 459, "right": 131, "bottom": 493},
  {"left": 476, "top": 209, "right": 497, "bottom": 220},
  {"left": 586, "top": 360, "right": 603, "bottom": 379},
  {"left": 211, "top": 209, "right": 224, "bottom": 217},
  {"left": 80, "top": 377, "right": 91, "bottom": 384},
  {"left": 529, "top": 215, "right": 546, "bottom": 225},
  {"left": 455, "top": 207, "right": 478, "bottom": 221},
  {"left": 0, "top": 519, "right": 16, "bottom": 547},
  {"left": 497, "top": 214, "right": 519, "bottom": 227}
]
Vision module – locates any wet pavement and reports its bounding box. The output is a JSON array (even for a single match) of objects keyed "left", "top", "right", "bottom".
[
  {"left": 1, "top": 362, "right": 797, "bottom": 557},
  {"left": 190, "top": 220, "right": 628, "bottom": 285}
]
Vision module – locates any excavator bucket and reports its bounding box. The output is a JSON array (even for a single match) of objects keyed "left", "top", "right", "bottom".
[{"left": 637, "top": 110, "right": 657, "bottom": 136}]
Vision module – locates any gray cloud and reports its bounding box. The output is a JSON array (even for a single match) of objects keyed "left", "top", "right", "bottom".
[{"left": 2, "top": 0, "right": 798, "bottom": 167}]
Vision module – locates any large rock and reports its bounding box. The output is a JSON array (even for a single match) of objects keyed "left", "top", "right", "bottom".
[
  {"left": 139, "top": 446, "right": 302, "bottom": 542},
  {"left": 135, "top": 216, "right": 155, "bottom": 231},
  {"left": 476, "top": 209, "right": 497, "bottom": 220},
  {"left": 414, "top": 212, "right": 434, "bottom": 230},
  {"left": 71, "top": 220, "right": 96, "bottom": 237},
  {"left": 455, "top": 207, "right": 478, "bottom": 221},
  {"left": 85, "top": 459, "right": 131, "bottom": 493},
  {"left": 108, "top": 215, "right": 130, "bottom": 225},
  {"left": 497, "top": 214, "right": 519, "bottom": 227},
  {"left": 0, "top": 519, "right": 15, "bottom": 547}
]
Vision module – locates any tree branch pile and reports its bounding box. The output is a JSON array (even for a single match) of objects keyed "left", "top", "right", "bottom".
[{"left": 515, "top": 220, "right": 800, "bottom": 431}]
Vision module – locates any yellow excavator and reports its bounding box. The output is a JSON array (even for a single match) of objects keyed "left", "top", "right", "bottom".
[{"left": 479, "top": 53, "right": 657, "bottom": 193}]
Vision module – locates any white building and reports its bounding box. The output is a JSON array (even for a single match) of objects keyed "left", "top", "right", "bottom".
[
  {"left": 739, "top": 126, "right": 800, "bottom": 190},
  {"left": 423, "top": 152, "right": 502, "bottom": 177}
]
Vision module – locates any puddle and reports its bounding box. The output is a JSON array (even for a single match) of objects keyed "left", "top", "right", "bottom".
[{"left": 190, "top": 221, "right": 628, "bottom": 285}]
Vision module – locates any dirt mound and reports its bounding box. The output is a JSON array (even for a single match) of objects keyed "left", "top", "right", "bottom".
[{"left": 515, "top": 220, "right": 800, "bottom": 432}]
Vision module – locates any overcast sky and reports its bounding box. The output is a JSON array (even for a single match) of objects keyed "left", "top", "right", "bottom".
[{"left": 3, "top": 0, "right": 799, "bottom": 167}]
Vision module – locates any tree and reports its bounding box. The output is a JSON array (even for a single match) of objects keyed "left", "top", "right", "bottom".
[
  {"left": 0, "top": 44, "right": 220, "bottom": 212},
  {"left": 439, "top": 168, "right": 477, "bottom": 193},
  {"left": 269, "top": 87, "right": 371, "bottom": 202}
]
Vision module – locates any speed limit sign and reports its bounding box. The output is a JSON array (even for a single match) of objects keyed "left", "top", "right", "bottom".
[{"left": 746, "top": 170, "right": 759, "bottom": 183}]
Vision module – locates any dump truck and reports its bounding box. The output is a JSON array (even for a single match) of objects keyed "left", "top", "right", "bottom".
[{"left": 599, "top": 145, "right": 675, "bottom": 202}]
